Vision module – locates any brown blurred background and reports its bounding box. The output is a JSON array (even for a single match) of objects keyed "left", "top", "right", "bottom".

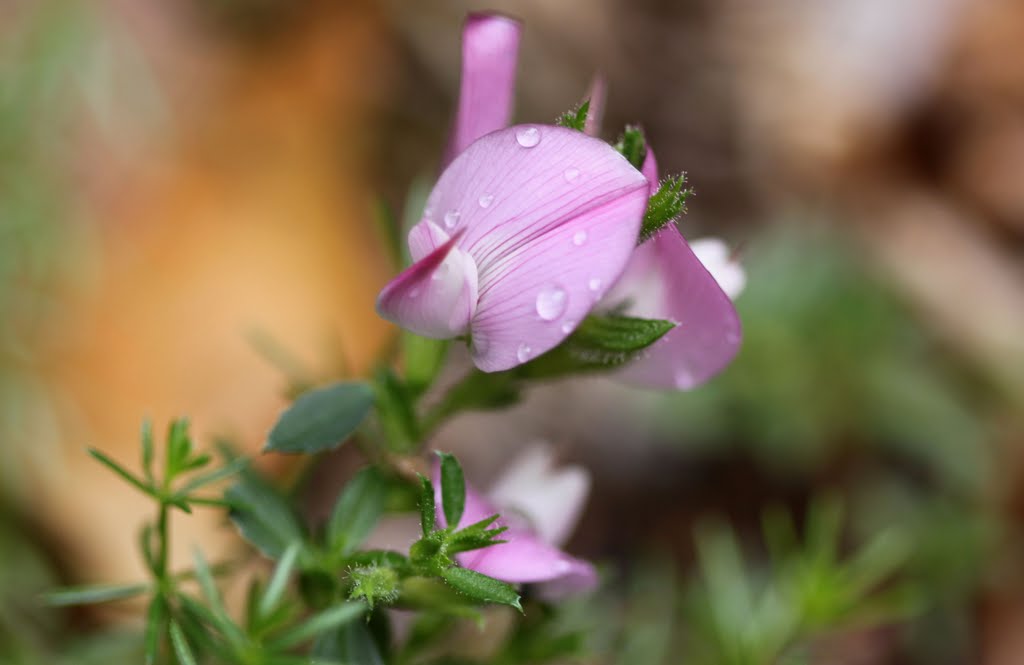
[{"left": 2, "top": 0, "right": 1024, "bottom": 663}]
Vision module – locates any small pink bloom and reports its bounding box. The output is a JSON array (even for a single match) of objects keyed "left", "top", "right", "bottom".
[{"left": 433, "top": 446, "right": 596, "bottom": 599}]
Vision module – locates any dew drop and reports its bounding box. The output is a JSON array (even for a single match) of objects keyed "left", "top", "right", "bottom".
[
  {"left": 563, "top": 167, "right": 580, "bottom": 182},
  {"left": 478, "top": 194, "right": 494, "bottom": 208},
  {"left": 515, "top": 126, "right": 541, "bottom": 148},
  {"left": 572, "top": 230, "right": 588, "bottom": 246},
  {"left": 588, "top": 277, "right": 602, "bottom": 292},
  {"left": 443, "top": 209, "right": 461, "bottom": 229},
  {"left": 561, "top": 320, "right": 576, "bottom": 334},
  {"left": 516, "top": 342, "right": 532, "bottom": 363},
  {"left": 674, "top": 368, "right": 695, "bottom": 389},
  {"left": 535, "top": 285, "right": 568, "bottom": 321}
]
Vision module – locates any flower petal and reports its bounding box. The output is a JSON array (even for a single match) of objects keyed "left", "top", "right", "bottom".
[
  {"left": 487, "top": 445, "right": 590, "bottom": 547},
  {"left": 611, "top": 222, "right": 741, "bottom": 389},
  {"left": 442, "top": 13, "right": 522, "bottom": 167},
  {"left": 376, "top": 232, "right": 478, "bottom": 339},
  {"left": 458, "top": 526, "right": 595, "bottom": 587},
  {"left": 426, "top": 125, "right": 648, "bottom": 371},
  {"left": 690, "top": 237, "right": 746, "bottom": 299},
  {"left": 408, "top": 220, "right": 451, "bottom": 262},
  {"left": 607, "top": 148, "right": 742, "bottom": 389}
]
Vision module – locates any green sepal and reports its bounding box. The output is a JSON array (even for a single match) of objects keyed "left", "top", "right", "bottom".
[
  {"left": 440, "top": 567, "right": 523, "bottom": 612},
  {"left": 437, "top": 452, "right": 466, "bottom": 527},
  {"left": 556, "top": 100, "right": 590, "bottom": 132},
  {"left": 639, "top": 174, "right": 691, "bottom": 244},
  {"left": 519, "top": 313, "right": 676, "bottom": 378},
  {"left": 615, "top": 125, "right": 646, "bottom": 169},
  {"left": 402, "top": 333, "right": 449, "bottom": 397},
  {"left": 264, "top": 381, "right": 374, "bottom": 454},
  {"left": 348, "top": 566, "right": 400, "bottom": 609}
]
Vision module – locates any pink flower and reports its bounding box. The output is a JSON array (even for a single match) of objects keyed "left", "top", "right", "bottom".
[
  {"left": 377, "top": 13, "right": 741, "bottom": 386},
  {"left": 433, "top": 446, "right": 596, "bottom": 599}
]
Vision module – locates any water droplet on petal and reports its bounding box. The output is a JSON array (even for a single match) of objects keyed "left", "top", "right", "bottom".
[
  {"left": 561, "top": 320, "right": 576, "bottom": 334},
  {"left": 515, "top": 126, "right": 541, "bottom": 148},
  {"left": 588, "top": 277, "right": 602, "bottom": 292},
  {"left": 443, "top": 209, "right": 461, "bottom": 228},
  {"left": 563, "top": 167, "right": 580, "bottom": 182},
  {"left": 478, "top": 194, "right": 494, "bottom": 208},
  {"left": 674, "top": 368, "right": 695, "bottom": 389},
  {"left": 572, "top": 230, "right": 587, "bottom": 246},
  {"left": 516, "top": 342, "right": 532, "bottom": 363},
  {"left": 535, "top": 285, "right": 568, "bottom": 321}
]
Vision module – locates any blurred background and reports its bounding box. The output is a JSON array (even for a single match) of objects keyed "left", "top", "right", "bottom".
[{"left": 2, "top": 0, "right": 1023, "bottom": 662}]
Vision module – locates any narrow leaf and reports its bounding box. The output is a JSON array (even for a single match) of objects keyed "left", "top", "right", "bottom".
[
  {"left": 270, "top": 602, "right": 367, "bottom": 650},
  {"left": 168, "top": 621, "right": 198, "bottom": 665},
  {"left": 43, "top": 582, "right": 149, "bottom": 606},
  {"left": 437, "top": 452, "right": 465, "bottom": 527},
  {"left": 312, "top": 617, "right": 384, "bottom": 665},
  {"left": 440, "top": 567, "right": 522, "bottom": 612},
  {"left": 418, "top": 475, "right": 435, "bottom": 536},
  {"left": 327, "top": 467, "right": 388, "bottom": 556},
  {"left": 265, "top": 381, "right": 374, "bottom": 454},
  {"left": 88, "top": 448, "right": 155, "bottom": 498},
  {"left": 260, "top": 542, "right": 302, "bottom": 618},
  {"left": 176, "top": 456, "right": 249, "bottom": 495},
  {"left": 141, "top": 420, "right": 155, "bottom": 483}
]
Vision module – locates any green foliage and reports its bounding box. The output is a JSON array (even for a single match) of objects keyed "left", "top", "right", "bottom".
[
  {"left": 401, "top": 333, "right": 448, "bottom": 397},
  {"left": 615, "top": 125, "right": 647, "bottom": 169},
  {"left": 326, "top": 467, "right": 388, "bottom": 557},
  {"left": 638, "top": 175, "right": 692, "bottom": 244},
  {"left": 685, "top": 499, "right": 921, "bottom": 665},
  {"left": 437, "top": 452, "right": 466, "bottom": 527},
  {"left": 555, "top": 100, "right": 590, "bottom": 132},
  {"left": 226, "top": 471, "right": 306, "bottom": 560},
  {"left": 372, "top": 367, "right": 421, "bottom": 453},
  {"left": 264, "top": 381, "right": 374, "bottom": 454}
]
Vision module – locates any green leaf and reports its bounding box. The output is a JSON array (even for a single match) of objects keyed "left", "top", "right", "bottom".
[
  {"left": 437, "top": 452, "right": 466, "bottom": 527},
  {"left": 421, "top": 369, "right": 521, "bottom": 433},
  {"left": 556, "top": 100, "right": 590, "bottom": 132},
  {"left": 327, "top": 467, "right": 388, "bottom": 556},
  {"left": 176, "top": 456, "right": 249, "bottom": 495},
  {"left": 402, "top": 333, "right": 448, "bottom": 396},
  {"left": 265, "top": 381, "right": 374, "bottom": 454},
  {"left": 168, "top": 621, "right": 198, "bottom": 665},
  {"left": 166, "top": 419, "right": 193, "bottom": 477},
  {"left": 225, "top": 471, "right": 306, "bottom": 559},
  {"left": 88, "top": 448, "right": 155, "bottom": 498},
  {"left": 440, "top": 567, "right": 522, "bottom": 612},
  {"left": 615, "top": 125, "right": 646, "bottom": 169},
  {"left": 312, "top": 618, "right": 384, "bottom": 665},
  {"left": 141, "top": 420, "right": 155, "bottom": 483},
  {"left": 519, "top": 314, "right": 676, "bottom": 378},
  {"left": 43, "top": 581, "right": 150, "bottom": 606},
  {"left": 418, "top": 474, "right": 435, "bottom": 536},
  {"left": 269, "top": 602, "right": 367, "bottom": 650},
  {"left": 373, "top": 367, "right": 420, "bottom": 453},
  {"left": 638, "top": 174, "right": 691, "bottom": 244},
  {"left": 260, "top": 541, "right": 302, "bottom": 618}
]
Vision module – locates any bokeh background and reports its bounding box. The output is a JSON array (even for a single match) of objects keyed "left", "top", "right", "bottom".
[{"left": 2, "top": 0, "right": 1024, "bottom": 663}]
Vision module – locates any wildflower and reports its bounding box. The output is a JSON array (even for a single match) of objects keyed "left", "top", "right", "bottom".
[{"left": 433, "top": 445, "right": 596, "bottom": 599}]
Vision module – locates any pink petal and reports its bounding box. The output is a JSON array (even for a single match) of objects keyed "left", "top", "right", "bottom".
[
  {"left": 376, "top": 232, "right": 478, "bottom": 339},
  {"left": 426, "top": 125, "right": 648, "bottom": 371},
  {"left": 442, "top": 13, "right": 522, "bottom": 167},
  {"left": 458, "top": 526, "right": 595, "bottom": 586},
  {"left": 607, "top": 148, "right": 741, "bottom": 389},
  {"left": 432, "top": 461, "right": 597, "bottom": 591},
  {"left": 583, "top": 75, "right": 607, "bottom": 137},
  {"left": 408, "top": 220, "right": 452, "bottom": 263}
]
